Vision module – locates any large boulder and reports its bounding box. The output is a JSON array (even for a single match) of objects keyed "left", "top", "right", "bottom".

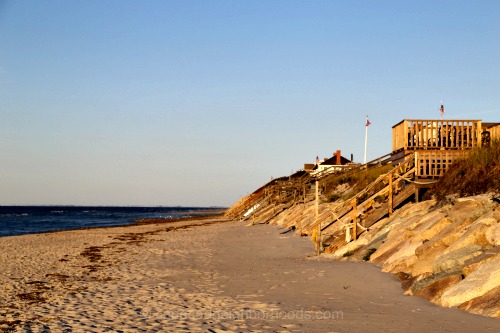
[
  {"left": 332, "top": 236, "right": 369, "bottom": 259},
  {"left": 458, "top": 285, "right": 500, "bottom": 318},
  {"left": 443, "top": 198, "right": 485, "bottom": 222},
  {"left": 432, "top": 245, "right": 484, "bottom": 274},
  {"left": 411, "top": 217, "right": 474, "bottom": 276},
  {"left": 382, "top": 240, "right": 423, "bottom": 273},
  {"left": 383, "top": 254, "right": 419, "bottom": 274},
  {"left": 411, "top": 271, "right": 463, "bottom": 303},
  {"left": 398, "top": 200, "right": 435, "bottom": 218},
  {"left": 440, "top": 254, "right": 500, "bottom": 307},
  {"left": 411, "top": 244, "right": 448, "bottom": 276},
  {"left": 443, "top": 216, "right": 497, "bottom": 254},
  {"left": 485, "top": 223, "right": 500, "bottom": 246},
  {"left": 370, "top": 209, "right": 432, "bottom": 264},
  {"left": 407, "top": 212, "right": 452, "bottom": 243},
  {"left": 462, "top": 247, "right": 500, "bottom": 276},
  {"left": 350, "top": 232, "right": 389, "bottom": 262}
]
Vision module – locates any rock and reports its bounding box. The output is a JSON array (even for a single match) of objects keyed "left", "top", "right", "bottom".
[
  {"left": 411, "top": 244, "right": 448, "bottom": 276},
  {"left": 432, "top": 245, "right": 484, "bottom": 274},
  {"left": 386, "top": 240, "right": 422, "bottom": 265},
  {"left": 370, "top": 211, "right": 429, "bottom": 264},
  {"left": 444, "top": 198, "right": 484, "bottom": 221},
  {"left": 412, "top": 271, "right": 463, "bottom": 303},
  {"left": 485, "top": 223, "right": 500, "bottom": 246},
  {"left": 332, "top": 237, "right": 368, "bottom": 259},
  {"left": 408, "top": 213, "right": 452, "bottom": 243},
  {"left": 458, "top": 285, "right": 500, "bottom": 318},
  {"left": 383, "top": 254, "right": 419, "bottom": 274},
  {"left": 349, "top": 233, "right": 388, "bottom": 262},
  {"left": 370, "top": 239, "right": 407, "bottom": 266},
  {"left": 400, "top": 272, "right": 432, "bottom": 294},
  {"left": 440, "top": 254, "right": 500, "bottom": 307},
  {"left": 399, "top": 200, "right": 435, "bottom": 218},
  {"left": 382, "top": 241, "right": 423, "bottom": 273},
  {"left": 443, "top": 216, "right": 497, "bottom": 254},
  {"left": 462, "top": 247, "right": 500, "bottom": 276},
  {"left": 414, "top": 217, "right": 472, "bottom": 257}
]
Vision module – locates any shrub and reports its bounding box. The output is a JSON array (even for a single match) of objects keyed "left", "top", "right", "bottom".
[
  {"left": 362, "top": 248, "right": 377, "bottom": 261},
  {"left": 324, "top": 164, "right": 393, "bottom": 202},
  {"left": 429, "top": 139, "right": 500, "bottom": 200},
  {"left": 326, "top": 193, "right": 341, "bottom": 202},
  {"left": 343, "top": 250, "right": 355, "bottom": 257}
]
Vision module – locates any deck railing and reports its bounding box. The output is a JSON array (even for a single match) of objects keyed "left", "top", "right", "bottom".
[
  {"left": 485, "top": 123, "right": 500, "bottom": 143},
  {"left": 392, "top": 119, "right": 482, "bottom": 152},
  {"left": 415, "top": 150, "right": 468, "bottom": 178}
]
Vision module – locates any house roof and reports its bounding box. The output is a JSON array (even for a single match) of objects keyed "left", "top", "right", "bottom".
[
  {"left": 483, "top": 122, "right": 500, "bottom": 129},
  {"left": 321, "top": 155, "right": 351, "bottom": 166}
]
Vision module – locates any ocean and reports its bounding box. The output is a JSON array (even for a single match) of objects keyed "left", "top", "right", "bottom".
[{"left": 0, "top": 206, "right": 222, "bottom": 237}]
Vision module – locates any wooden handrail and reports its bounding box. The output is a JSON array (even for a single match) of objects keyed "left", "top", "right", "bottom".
[{"left": 307, "top": 154, "right": 415, "bottom": 232}]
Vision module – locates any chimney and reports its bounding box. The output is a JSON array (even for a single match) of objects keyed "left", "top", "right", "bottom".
[{"left": 335, "top": 150, "right": 341, "bottom": 165}]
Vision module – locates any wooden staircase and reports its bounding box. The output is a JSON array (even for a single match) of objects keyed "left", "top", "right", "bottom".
[{"left": 307, "top": 153, "right": 416, "bottom": 243}]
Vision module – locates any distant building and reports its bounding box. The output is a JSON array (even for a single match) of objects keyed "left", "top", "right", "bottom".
[
  {"left": 306, "top": 150, "right": 357, "bottom": 176},
  {"left": 303, "top": 163, "right": 315, "bottom": 172}
]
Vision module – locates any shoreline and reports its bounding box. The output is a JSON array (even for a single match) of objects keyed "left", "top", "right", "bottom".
[
  {"left": 0, "top": 208, "right": 226, "bottom": 239},
  {"left": 1, "top": 219, "right": 499, "bottom": 332}
]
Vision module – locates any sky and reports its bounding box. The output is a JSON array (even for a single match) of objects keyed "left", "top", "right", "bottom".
[{"left": 0, "top": 0, "right": 499, "bottom": 207}]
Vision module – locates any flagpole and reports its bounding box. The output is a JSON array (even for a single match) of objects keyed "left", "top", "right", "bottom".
[{"left": 364, "top": 116, "right": 369, "bottom": 165}]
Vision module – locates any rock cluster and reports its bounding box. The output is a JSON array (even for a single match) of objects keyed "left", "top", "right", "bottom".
[{"left": 268, "top": 194, "right": 500, "bottom": 318}]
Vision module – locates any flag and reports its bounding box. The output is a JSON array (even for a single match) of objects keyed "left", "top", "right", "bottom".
[
  {"left": 366, "top": 117, "right": 371, "bottom": 127},
  {"left": 440, "top": 101, "right": 445, "bottom": 115}
]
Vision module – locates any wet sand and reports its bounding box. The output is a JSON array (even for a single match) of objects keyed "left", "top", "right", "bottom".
[{"left": 1, "top": 219, "right": 499, "bottom": 332}]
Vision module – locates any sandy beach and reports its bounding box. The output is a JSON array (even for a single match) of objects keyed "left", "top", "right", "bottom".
[{"left": 1, "top": 219, "right": 499, "bottom": 333}]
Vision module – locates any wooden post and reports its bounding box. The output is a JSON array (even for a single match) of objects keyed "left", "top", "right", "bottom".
[
  {"left": 388, "top": 173, "right": 393, "bottom": 216},
  {"left": 415, "top": 187, "right": 419, "bottom": 203},
  {"left": 351, "top": 198, "right": 357, "bottom": 241},
  {"left": 252, "top": 205, "right": 255, "bottom": 225},
  {"left": 315, "top": 180, "right": 320, "bottom": 255}
]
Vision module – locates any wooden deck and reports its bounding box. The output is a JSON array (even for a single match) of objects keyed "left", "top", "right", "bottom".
[
  {"left": 392, "top": 119, "right": 484, "bottom": 180},
  {"left": 392, "top": 119, "right": 482, "bottom": 152}
]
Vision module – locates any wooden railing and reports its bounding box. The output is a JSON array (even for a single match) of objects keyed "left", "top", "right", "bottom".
[
  {"left": 313, "top": 153, "right": 392, "bottom": 183},
  {"left": 242, "top": 171, "right": 313, "bottom": 220},
  {"left": 392, "top": 119, "right": 482, "bottom": 152},
  {"left": 310, "top": 164, "right": 358, "bottom": 179},
  {"left": 485, "top": 124, "right": 500, "bottom": 142},
  {"left": 415, "top": 150, "right": 468, "bottom": 178},
  {"left": 307, "top": 154, "right": 415, "bottom": 240}
]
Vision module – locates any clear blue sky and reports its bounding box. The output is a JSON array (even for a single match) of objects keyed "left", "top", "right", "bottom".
[{"left": 1, "top": 0, "right": 499, "bottom": 206}]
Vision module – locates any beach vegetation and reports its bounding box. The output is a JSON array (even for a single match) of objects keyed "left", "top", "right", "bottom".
[
  {"left": 362, "top": 248, "right": 377, "bottom": 261},
  {"left": 326, "top": 193, "right": 342, "bottom": 202},
  {"left": 325, "top": 164, "right": 392, "bottom": 202},
  {"left": 342, "top": 250, "right": 355, "bottom": 257},
  {"left": 427, "top": 139, "right": 500, "bottom": 200}
]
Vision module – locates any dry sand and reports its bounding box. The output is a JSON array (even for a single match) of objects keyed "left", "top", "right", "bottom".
[{"left": 1, "top": 219, "right": 499, "bottom": 333}]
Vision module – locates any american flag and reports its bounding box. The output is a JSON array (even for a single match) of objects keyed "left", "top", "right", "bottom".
[{"left": 366, "top": 117, "right": 371, "bottom": 127}]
